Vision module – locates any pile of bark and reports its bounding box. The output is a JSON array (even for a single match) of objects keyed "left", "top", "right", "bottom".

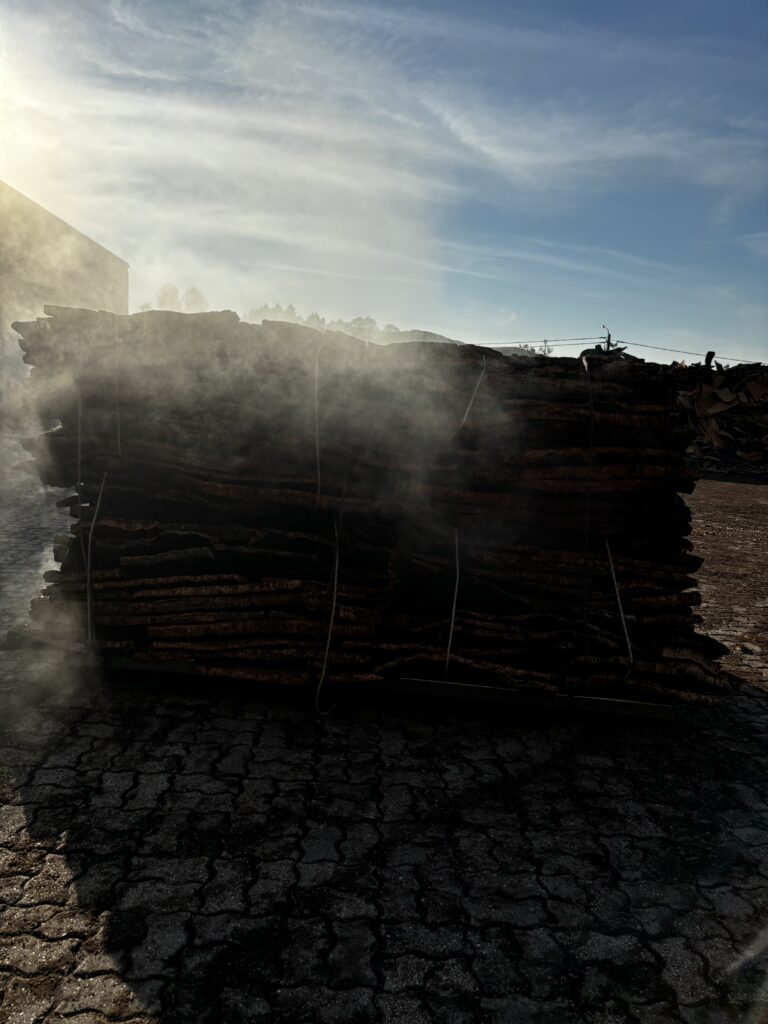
[
  {"left": 13, "top": 306, "right": 727, "bottom": 704},
  {"left": 677, "top": 363, "right": 768, "bottom": 479}
]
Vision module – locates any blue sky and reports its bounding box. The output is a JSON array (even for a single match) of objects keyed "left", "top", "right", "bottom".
[{"left": 0, "top": 0, "right": 766, "bottom": 361}]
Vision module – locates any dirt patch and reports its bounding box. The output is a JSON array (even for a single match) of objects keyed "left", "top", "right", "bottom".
[{"left": 689, "top": 479, "right": 767, "bottom": 689}]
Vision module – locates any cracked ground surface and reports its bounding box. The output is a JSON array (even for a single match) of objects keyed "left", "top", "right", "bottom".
[{"left": 0, "top": 476, "right": 767, "bottom": 1024}]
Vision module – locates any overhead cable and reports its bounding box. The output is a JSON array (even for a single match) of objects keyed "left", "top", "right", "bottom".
[
  {"left": 615, "top": 341, "right": 762, "bottom": 364},
  {"left": 496, "top": 338, "right": 761, "bottom": 364}
]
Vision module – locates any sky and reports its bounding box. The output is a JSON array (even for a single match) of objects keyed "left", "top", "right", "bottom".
[{"left": 0, "top": 0, "right": 766, "bottom": 362}]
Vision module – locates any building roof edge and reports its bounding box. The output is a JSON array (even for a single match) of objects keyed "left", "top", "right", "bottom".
[{"left": 0, "top": 179, "right": 130, "bottom": 268}]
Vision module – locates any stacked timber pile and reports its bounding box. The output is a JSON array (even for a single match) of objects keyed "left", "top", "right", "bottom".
[
  {"left": 12, "top": 306, "right": 727, "bottom": 704},
  {"left": 677, "top": 363, "right": 768, "bottom": 479}
]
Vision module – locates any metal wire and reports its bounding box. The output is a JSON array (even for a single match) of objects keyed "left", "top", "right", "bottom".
[
  {"left": 314, "top": 516, "right": 340, "bottom": 716},
  {"left": 605, "top": 538, "right": 633, "bottom": 665},
  {"left": 615, "top": 340, "right": 761, "bottom": 364},
  {"left": 581, "top": 356, "right": 595, "bottom": 656},
  {"left": 314, "top": 346, "right": 321, "bottom": 506},
  {"left": 114, "top": 347, "right": 122, "bottom": 456},
  {"left": 76, "top": 383, "right": 87, "bottom": 566},
  {"left": 493, "top": 341, "right": 602, "bottom": 349},
  {"left": 494, "top": 338, "right": 761, "bottom": 364},
  {"left": 86, "top": 471, "right": 108, "bottom": 648},
  {"left": 445, "top": 527, "right": 460, "bottom": 677},
  {"left": 310, "top": 347, "right": 360, "bottom": 716},
  {"left": 451, "top": 354, "right": 487, "bottom": 438}
]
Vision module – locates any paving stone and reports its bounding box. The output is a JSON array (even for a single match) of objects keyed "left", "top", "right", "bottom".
[
  {"left": 376, "top": 992, "right": 432, "bottom": 1024},
  {"left": 0, "top": 974, "right": 58, "bottom": 1023},
  {"left": 0, "top": 846, "right": 45, "bottom": 877},
  {"left": 463, "top": 896, "right": 550, "bottom": 929},
  {"left": 470, "top": 931, "right": 526, "bottom": 998},
  {"left": 380, "top": 785, "right": 413, "bottom": 821},
  {"left": 115, "top": 880, "right": 201, "bottom": 914},
  {"left": 328, "top": 920, "right": 377, "bottom": 987},
  {"left": 0, "top": 805, "right": 27, "bottom": 844},
  {"left": 482, "top": 994, "right": 582, "bottom": 1023},
  {"left": 382, "top": 923, "right": 464, "bottom": 958},
  {"left": 330, "top": 863, "right": 378, "bottom": 894},
  {"left": 278, "top": 917, "right": 331, "bottom": 987},
  {"left": 128, "top": 912, "right": 189, "bottom": 978},
  {"left": 215, "top": 745, "right": 252, "bottom": 777},
  {"left": 0, "top": 904, "right": 59, "bottom": 935},
  {"left": 90, "top": 771, "right": 135, "bottom": 810},
  {"left": 199, "top": 859, "right": 250, "bottom": 913},
  {"left": 273, "top": 984, "right": 376, "bottom": 1023},
  {"left": 579, "top": 954, "right": 671, "bottom": 1007},
  {"left": 191, "top": 912, "right": 250, "bottom": 945},
  {"left": 130, "top": 856, "right": 209, "bottom": 886},
  {"left": 237, "top": 831, "right": 297, "bottom": 862},
  {"left": 422, "top": 888, "right": 465, "bottom": 926},
  {"left": 426, "top": 958, "right": 478, "bottom": 995},
  {"left": 628, "top": 1003, "right": 685, "bottom": 1024},
  {"left": 36, "top": 910, "right": 96, "bottom": 943},
  {"left": 234, "top": 781, "right": 274, "bottom": 816},
  {"left": 565, "top": 931, "right": 646, "bottom": 962},
  {"left": 688, "top": 934, "right": 739, "bottom": 982},
  {"left": 296, "top": 861, "right": 336, "bottom": 887},
  {"left": 679, "top": 1007, "right": 743, "bottom": 1024},
  {"left": 252, "top": 857, "right": 297, "bottom": 889},
  {"left": 217, "top": 987, "right": 271, "bottom": 1022},
  {"left": 379, "top": 889, "right": 422, "bottom": 921},
  {"left": 381, "top": 954, "right": 431, "bottom": 992},
  {"left": 301, "top": 825, "right": 342, "bottom": 863},
  {"left": 17, "top": 855, "right": 75, "bottom": 906},
  {"left": 53, "top": 974, "right": 163, "bottom": 1017},
  {"left": 75, "top": 859, "right": 133, "bottom": 907},
  {"left": 427, "top": 1000, "right": 482, "bottom": 1024},
  {"left": 654, "top": 936, "right": 718, "bottom": 1006},
  {"left": 578, "top": 1008, "right": 636, "bottom": 1024},
  {"left": 0, "top": 934, "right": 78, "bottom": 974},
  {"left": 0, "top": 873, "right": 32, "bottom": 906},
  {"left": 290, "top": 887, "right": 376, "bottom": 920},
  {"left": 620, "top": 881, "right": 706, "bottom": 912},
  {"left": 706, "top": 887, "right": 759, "bottom": 922}
]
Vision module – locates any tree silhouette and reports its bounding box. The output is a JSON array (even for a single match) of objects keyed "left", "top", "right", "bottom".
[
  {"left": 184, "top": 287, "right": 208, "bottom": 313},
  {"left": 156, "top": 284, "right": 182, "bottom": 311}
]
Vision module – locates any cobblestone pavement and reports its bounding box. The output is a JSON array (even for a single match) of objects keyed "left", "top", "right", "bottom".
[{"left": 1, "top": 478, "right": 767, "bottom": 1024}]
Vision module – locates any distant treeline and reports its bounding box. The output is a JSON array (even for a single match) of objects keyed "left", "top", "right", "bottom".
[
  {"left": 139, "top": 289, "right": 548, "bottom": 354},
  {"left": 244, "top": 303, "right": 403, "bottom": 344}
]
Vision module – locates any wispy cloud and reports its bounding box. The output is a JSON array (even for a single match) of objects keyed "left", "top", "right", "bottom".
[
  {"left": 0, "top": 1, "right": 455, "bottom": 317},
  {"left": 739, "top": 232, "right": 768, "bottom": 258},
  {"left": 0, "top": 0, "right": 765, "bottom": 355},
  {"left": 421, "top": 92, "right": 767, "bottom": 200}
]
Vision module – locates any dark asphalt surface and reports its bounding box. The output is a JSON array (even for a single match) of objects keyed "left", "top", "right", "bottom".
[{"left": 1, "top": 431, "right": 767, "bottom": 1024}]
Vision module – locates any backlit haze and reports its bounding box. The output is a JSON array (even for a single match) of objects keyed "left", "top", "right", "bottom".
[{"left": 0, "top": 0, "right": 766, "bottom": 363}]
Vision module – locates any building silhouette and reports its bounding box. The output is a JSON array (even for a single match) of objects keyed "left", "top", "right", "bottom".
[{"left": 1, "top": 180, "right": 129, "bottom": 387}]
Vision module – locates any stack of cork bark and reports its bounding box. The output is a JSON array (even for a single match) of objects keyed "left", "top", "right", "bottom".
[
  {"left": 13, "top": 306, "right": 727, "bottom": 703},
  {"left": 677, "top": 363, "right": 768, "bottom": 479}
]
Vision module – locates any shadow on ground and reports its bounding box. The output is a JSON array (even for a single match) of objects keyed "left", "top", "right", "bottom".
[{"left": 3, "top": 648, "right": 768, "bottom": 1024}]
